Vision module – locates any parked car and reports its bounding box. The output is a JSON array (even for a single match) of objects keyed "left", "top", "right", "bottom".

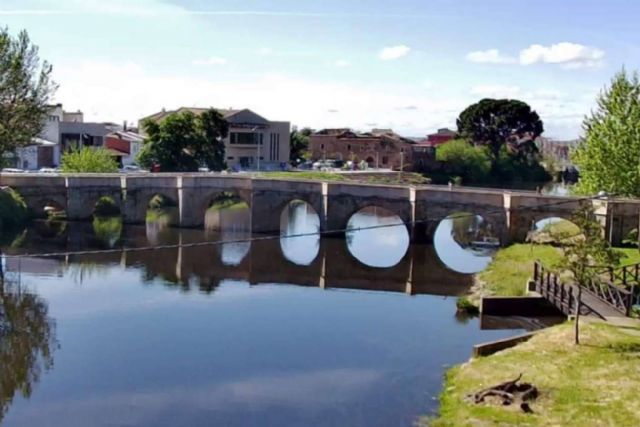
[
  {"left": 198, "top": 166, "right": 210, "bottom": 172},
  {"left": 1, "top": 168, "right": 25, "bottom": 173},
  {"left": 38, "top": 167, "right": 59, "bottom": 174},
  {"left": 312, "top": 160, "right": 337, "bottom": 171},
  {"left": 120, "top": 165, "right": 149, "bottom": 173}
]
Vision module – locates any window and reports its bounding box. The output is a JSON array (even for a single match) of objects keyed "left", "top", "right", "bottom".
[
  {"left": 347, "top": 144, "right": 351, "bottom": 151},
  {"left": 227, "top": 156, "right": 234, "bottom": 160},
  {"left": 382, "top": 156, "right": 389, "bottom": 165},
  {"left": 230, "top": 132, "right": 263, "bottom": 145},
  {"left": 320, "top": 144, "right": 325, "bottom": 150}
]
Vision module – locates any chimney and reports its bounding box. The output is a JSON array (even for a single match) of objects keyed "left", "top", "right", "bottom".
[{"left": 123, "top": 120, "right": 128, "bottom": 131}]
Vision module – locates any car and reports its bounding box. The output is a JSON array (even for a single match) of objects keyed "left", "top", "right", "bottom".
[
  {"left": 198, "top": 167, "right": 210, "bottom": 173},
  {"left": 120, "top": 165, "right": 149, "bottom": 173},
  {"left": 38, "top": 167, "right": 59, "bottom": 174},
  {"left": 1, "top": 168, "right": 25, "bottom": 173}
]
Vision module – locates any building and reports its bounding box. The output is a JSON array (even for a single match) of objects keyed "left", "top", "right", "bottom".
[
  {"left": 424, "top": 128, "right": 457, "bottom": 147},
  {"left": 105, "top": 130, "right": 145, "bottom": 167},
  {"left": 139, "top": 107, "right": 290, "bottom": 170},
  {"left": 13, "top": 104, "right": 64, "bottom": 170},
  {"left": 308, "top": 128, "right": 415, "bottom": 170}
]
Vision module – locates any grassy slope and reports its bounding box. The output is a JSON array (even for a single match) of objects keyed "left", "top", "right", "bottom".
[
  {"left": 478, "top": 244, "right": 640, "bottom": 297},
  {"left": 428, "top": 321, "right": 640, "bottom": 427}
]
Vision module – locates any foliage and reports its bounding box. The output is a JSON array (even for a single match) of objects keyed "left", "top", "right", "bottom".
[
  {"left": 0, "top": 188, "right": 28, "bottom": 230},
  {"left": 92, "top": 216, "right": 122, "bottom": 248},
  {"left": 427, "top": 321, "right": 640, "bottom": 427},
  {"left": 455, "top": 296, "right": 479, "bottom": 315},
  {"left": 573, "top": 69, "right": 640, "bottom": 197},
  {"left": 0, "top": 278, "right": 57, "bottom": 423},
  {"left": 436, "top": 139, "right": 491, "bottom": 183},
  {"left": 457, "top": 98, "right": 544, "bottom": 167},
  {"left": 552, "top": 204, "right": 621, "bottom": 287},
  {"left": 290, "top": 127, "right": 313, "bottom": 164},
  {"left": 93, "top": 196, "right": 120, "bottom": 217},
  {"left": 0, "top": 27, "right": 57, "bottom": 164},
  {"left": 60, "top": 147, "right": 118, "bottom": 173},
  {"left": 148, "top": 194, "right": 177, "bottom": 209},
  {"left": 138, "top": 109, "right": 229, "bottom": 172}
]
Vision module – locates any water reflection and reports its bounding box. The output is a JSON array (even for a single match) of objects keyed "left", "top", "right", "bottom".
[
  {"left": 0, "top": 277, "right": 57, "bottom": 424},
  {"left": 205, "top": 196, "right": 252, "bottom": 267},
  {"left": 92, "top": 217, "right": 122, "bottom": 248},
  {"left": 434, "top": 214, "right": 496, "bottom": 274},
  {"left": 346, "top": 207, "right": 409, "bottom": 268},
  {"left": 0, "top": 221, "right": 531, "bottom": 427},
  {"left": 280, "top": 200, "right": 321, "bottom": 266}
]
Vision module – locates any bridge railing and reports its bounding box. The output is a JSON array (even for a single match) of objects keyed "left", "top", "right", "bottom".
[{"left": 533, "top": 261, "right": 579, "bottom": 315}]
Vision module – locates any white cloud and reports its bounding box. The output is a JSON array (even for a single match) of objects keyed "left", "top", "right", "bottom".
[
  {"left": 192, "top": 56, "right": 228, "bottom": 66},
  {"left": 519, "top": 42, "right": 604, "bottom": 68},
  {"left": 333, "top": 59, "right": 351, "bottom": 68},
  {"left": 378, "top": 45, "right": 410, "bottom": 61},
  {"left": 465, "top": 49, "right": 515, "bottom": 64}
]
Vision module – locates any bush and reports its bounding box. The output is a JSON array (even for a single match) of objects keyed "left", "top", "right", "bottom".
[
  {"left": 436, "top": 139, "right": 491, "bottom": 184},
  {"left": 148, "top": 194, "right": 177, "bottom": 210},
  {"left": 456, "top": 296, "right": 480, "bottom": 315},
  {"left": 0, "top": 187, "right": 28, "bottom": 230},
  {"left": 60, "top": 147, "right": 119, "bottom": 173}
]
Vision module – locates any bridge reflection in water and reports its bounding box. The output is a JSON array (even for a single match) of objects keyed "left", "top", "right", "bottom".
[{"left": 1, "top": 200, "right": 496, "bottom": 298}]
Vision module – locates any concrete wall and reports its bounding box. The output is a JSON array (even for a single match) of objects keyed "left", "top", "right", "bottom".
[{"left": 2, "top": 173, "right": 640, "bottom": 245}]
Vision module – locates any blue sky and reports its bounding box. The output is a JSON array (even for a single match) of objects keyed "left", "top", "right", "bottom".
[{"left": 3, "top": 0, "right": 639, "bottom": 139}]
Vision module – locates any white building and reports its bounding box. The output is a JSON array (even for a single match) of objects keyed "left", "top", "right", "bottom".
[
  {"left": 14, "top": 104, "right": 64, "bottom": 170},
  {"left": 139, "top": 107, "right": 290, "bottom": 170}
]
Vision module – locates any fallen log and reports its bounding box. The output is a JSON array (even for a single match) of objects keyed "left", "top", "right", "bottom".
[{"left": 466, "top": 373, "right": 538, "bottom": 413}]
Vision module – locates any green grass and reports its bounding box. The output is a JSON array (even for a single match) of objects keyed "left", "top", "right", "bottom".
[
  {"left": 426, "top": 320, "right": 640, "bottom": 427},
  {"left": 260, "top": 171, "right": 430, "bottom": 185},
  {"left": 478, "top": 244, "right": 640, "bottom": 297}
]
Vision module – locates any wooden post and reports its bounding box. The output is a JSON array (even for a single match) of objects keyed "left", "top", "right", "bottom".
[{"left": 575, "top": 285, "right": 582, "bottom": 345}]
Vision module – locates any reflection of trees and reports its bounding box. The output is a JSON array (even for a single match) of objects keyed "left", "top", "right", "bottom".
[
  {"left": 448, "top": 213, "right": 494, "bottom": 248},
  {"left": 0, "top": 276, "right": 57, "bottom": 423},
  {"left": 92, "top": 216, "right": 123, "bottom": 248}
]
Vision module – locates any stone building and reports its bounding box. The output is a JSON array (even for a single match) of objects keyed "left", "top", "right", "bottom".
[{"left": 308, "top": 128, "right": 415, "bottom": 170}]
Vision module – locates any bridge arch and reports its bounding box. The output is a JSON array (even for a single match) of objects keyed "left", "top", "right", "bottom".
[
  {"left": 279, "top": 199, "right": 321, "bottom": 266},
  {"left": 145, "top": 193, "right": 180, "bottom": 227}
]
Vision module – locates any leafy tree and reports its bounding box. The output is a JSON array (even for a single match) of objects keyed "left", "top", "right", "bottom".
[
  {"left": 60, "top": 147, "right": 118, "bottom": 173},
  {"left": 290, "top": 127, "right": 313, "bottom": 164},
  {"left": 138, "top": 109, "right": 229, "bottom": 172},
  {"left": 457, "top": 98, "right": 544, "bottom": 170},
  {"left": 436, "top": 138, "right": 491, "bottom": 183},
  {"left": 0, "top": 28, "right": 57, "bottom": 166},
  {"left": 552, "top": 204, "right": 621, "bottom": 344},
  {"left": 573, "top": 69, "right": 640, "bottom": 197}
]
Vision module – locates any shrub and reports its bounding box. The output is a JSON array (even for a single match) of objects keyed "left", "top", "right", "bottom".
[
  {"left": 60, "top": 147, "right": 119, "bottom": 173},
  {"left": 456, "top": 296, "right": 480, "bottom": 315},
  {"left": 148, "top": 194, "right": 177, "bottom": 210},
  {"left": 436, "top": 139, "right": 491, "bottom": 184},
  {"left": 0, "top": 187, "right": 28, "bottom": 230}
]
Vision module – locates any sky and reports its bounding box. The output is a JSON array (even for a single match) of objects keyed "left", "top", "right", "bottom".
[{"left": 2, "top": 0, "right": 640, "bottom": 139}]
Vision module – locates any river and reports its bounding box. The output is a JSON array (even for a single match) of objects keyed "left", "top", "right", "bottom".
[{"left": 0, "top": 201, "right": 528, "bottom": 427}]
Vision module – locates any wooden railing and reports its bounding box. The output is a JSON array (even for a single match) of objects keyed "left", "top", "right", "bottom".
[
  {"left": 581, "top": 278, "right": 633, "bottom": 316},
  {"left": 533, "top": 261, "right": 583, "bottom": 316}
]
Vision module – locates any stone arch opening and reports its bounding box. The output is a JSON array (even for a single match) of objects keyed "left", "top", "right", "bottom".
[
  {"left": 92, "top": 195, "right": 121, "bottom": 217},
  {"left": 345, "top": 206, "right": 409, "bottom": 268},
  {"left": 146, "top": 193, "right": 179, "bottom": 228},
  {"left": 204, "top": 191, "right": 251, "bottom": 233},
  {"left": 527, "top": 216, "right": 581, "bottom": 245},
  {"left": 38, "top": 199, "right": 67, "bottom": 220},
  {"left": 433, "top": 212, "right": 498, "bottom": 274},
  {"left": 279, "top": 199, "right": 321, "bottom": 266}
]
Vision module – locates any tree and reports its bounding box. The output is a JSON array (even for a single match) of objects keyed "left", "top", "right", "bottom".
[
  {"left": 289, "top": 127, "right": 313, "bottom": 164},
  {"left": 138, "top": 109, "right": 229, "bottom": 172},
  {"left": 0, "top": 28, "right": 57, "bottom": 165},
  {"left": 457, "top": 99, "right": 544, "bottom": 170},
  {"left": 573, "top": 69, "right": 640, "bottom": 197},
  {"left": 553, "top": 204, "right": 621, "bottom": 344},
  {"left": 436, "top": 138, "right": 491, "bottom": 183},
  {"left": 60, "top": 147, "right": 119, "bottom": 173}
]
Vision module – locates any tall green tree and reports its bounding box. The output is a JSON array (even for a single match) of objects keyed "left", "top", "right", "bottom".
[
  {"left": 457, "top": 98, "right": 544, "bottom": 170},
  {"left": 0, "top": 28, "right": 57, "bottom": 165},
  {"left": 60, "top": 147, "right": 119, "bottom": 173},
  {"left": 138, "top": 109, "right": 229, "bottom": 172},
  {"left": 573, "top": 69, "right": 640, "bottom": 197},
  {"left": 289, "top": 127, "right": 312, "bottom": 164}
]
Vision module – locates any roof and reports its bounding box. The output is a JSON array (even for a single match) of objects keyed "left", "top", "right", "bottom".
[
  {"left": 107, "top": 130, "right": 145, "bottom": 143},
  {"left": 139, "top": 107, "right": 246, "bottom": 124}
]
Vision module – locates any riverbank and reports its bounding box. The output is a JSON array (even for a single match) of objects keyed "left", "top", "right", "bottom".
[
  {"left": 471, "top": 243, "right": 640, "bottom": 300},
  {"left": 425, "top": 319, "right": 640, "bottom": 426}
]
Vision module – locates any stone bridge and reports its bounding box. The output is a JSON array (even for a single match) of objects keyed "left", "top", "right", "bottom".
[{"left": 2, "top": 173, "right": 639, "bottom": 245}]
